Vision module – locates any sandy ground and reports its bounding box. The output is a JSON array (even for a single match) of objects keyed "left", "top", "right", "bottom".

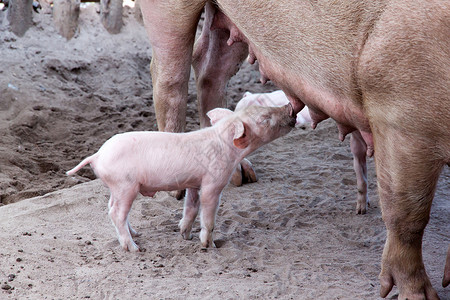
[{"left": 0, "top": 3, "right": 448, "bottom": 299}]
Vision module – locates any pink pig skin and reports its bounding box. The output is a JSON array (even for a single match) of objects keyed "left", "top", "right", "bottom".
[
  {"left": 136, "top": 1, "right": 448, "bottom": 298},
  {"left": 67, "top": 104, "right": 296, "bottom": 252},
  {"left": 236, "top": 90, "right": 312, "bottom": 126},
  {"left": 236, "top": 90, "right": 370, "bottom": 214}
]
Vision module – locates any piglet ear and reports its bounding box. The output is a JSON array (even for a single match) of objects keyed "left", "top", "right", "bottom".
[
  {"left": 233, "top": 121, "right": 250, "bottom": 149},
  {"left": 243, "top": 92, "right": 252, "bottom": 98},
  {"left": 207, "top": 108, "right": 234, "bottom": 126}
]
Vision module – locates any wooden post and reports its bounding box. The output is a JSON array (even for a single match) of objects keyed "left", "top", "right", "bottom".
[
  {"left": 134, "top": 0, "right": 142, "bottom": 24},
  {"left": 100, "top": 0, "right": 123, "bottom": 34},
  {"left": 7, "top": 0, "right": 33, "bottom": 37},
  {"left": 53, "top": 0, "right": 80, "bottom": 40}
]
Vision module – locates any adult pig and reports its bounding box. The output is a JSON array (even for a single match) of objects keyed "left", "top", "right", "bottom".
[{"left": 139, "top": 1, "right": 449, "bottom": 299}]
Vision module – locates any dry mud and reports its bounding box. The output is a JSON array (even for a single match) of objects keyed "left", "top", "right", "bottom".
[{"left": 0, "top": 3, "right": 448, "bottom": 299}]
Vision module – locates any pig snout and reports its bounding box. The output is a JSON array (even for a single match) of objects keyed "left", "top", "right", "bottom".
[
  {"left": 287, "top": 102, "right": 295, "bottom": 117},
  {"left": 285, "top": 103, "right": 297, "bottom": 127},
  {"left": 270, "top": 104, "right": 297, "bottom": 129}
]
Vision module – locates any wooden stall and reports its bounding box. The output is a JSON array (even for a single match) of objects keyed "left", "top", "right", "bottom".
[{"left": 3, "top": 0, "right": 136, "bottom": 39}]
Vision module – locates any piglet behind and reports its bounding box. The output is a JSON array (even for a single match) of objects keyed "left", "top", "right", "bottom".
[
  {"left": 236, "top": 90, "right": 371, "bottom": 214},
  {"left": 236, "top": 90, "right": 312, "bottom": 126}
]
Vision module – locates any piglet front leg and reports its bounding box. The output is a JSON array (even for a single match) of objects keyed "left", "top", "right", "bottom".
[{"left": 198, "top": 187, "right": 222, "bottom": 248}]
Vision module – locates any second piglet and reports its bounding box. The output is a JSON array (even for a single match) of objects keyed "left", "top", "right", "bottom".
[
  {"left": 67, "top": 104, "right": 296, "bottom": 251},
  {"left": 235, "top": 90, "right": 312, "bottom": 126},
  {"left": 236, "top": 90, "right": 371, "bottom": 214}
]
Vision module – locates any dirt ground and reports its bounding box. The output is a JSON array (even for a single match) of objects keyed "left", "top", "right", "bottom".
[{"left": 0, "top": 3, "right": 448, "bottom": 299}]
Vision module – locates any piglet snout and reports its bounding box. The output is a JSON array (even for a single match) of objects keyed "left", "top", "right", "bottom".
[
  {"left": 285, "top": 103, "right": 297, "bottom": 127},
  {"left": 287, "top": 103, "right": 296, "bottom": 118}
]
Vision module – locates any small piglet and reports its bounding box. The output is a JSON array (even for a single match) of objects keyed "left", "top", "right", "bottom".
[
  {"left": 67, "top": 104, "right": 296, "bottom": 251},
  {"left": 235, "top": 90, "right": 312, "bottom": 126},
  {"left": 236, "top": 90, "right": 370, "bottom": 214}
]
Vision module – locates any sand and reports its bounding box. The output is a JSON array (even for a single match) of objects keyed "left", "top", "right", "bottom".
[{"left": 0, "top": 3, "right": 448, "bottom": 299}]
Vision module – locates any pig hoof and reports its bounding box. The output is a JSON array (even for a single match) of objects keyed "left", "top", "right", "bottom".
[
  {"left": 181, "top": 232, "right": 193, "bottom": 240},
  {"left": 123, "top": 245, "right": 140, "bottom": 252},
  {"left": 131, "top": 231, "right": 141, "bottom": 237},
  {"left": 443, "top": 275, "right": 450, "bottom": 288},
  {"left": 180, "top": 226, "right": 193, "bottom": 240},
  {"left": 179, "top": 219, "right": 194, "bottom": 240},
  {"left": 356, "top": 196, "right": 368, "bottom": 214},
  {"left": 130, "top": 245, "right": 140, "bottom": 252},
  {"left": 379, "top": 274, "right": 394, "bottom": 298},
  {"left": 201, "top": 239, "right": 216, "bottom": 249},
  {"left": 128, "top": 226, "right": 141, "bottom": 237},
  {"left": 230, "top": 166, "right": 243, "bottom": 186},
  {"left": 230, "top": 159, "right": 258, "bottom": 187},
  {"left": 379, "top": 270, "right": 439, "bottom": 299},
  {"left": 122, "top": 241, "right": 140, "bottom": 252},
  {"left": 356, "top": 205, "right": 367, "bottom": 215},
  {"left": 241, "top": 159, "right": 258, "bottom": 183}
]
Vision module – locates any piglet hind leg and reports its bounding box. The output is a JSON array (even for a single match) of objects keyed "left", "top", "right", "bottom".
[
  {"left": 374, "top": 131, "right": 442, "bottom": 300},
  {"left": 108, "top": 196, "right": 141, "bottom": 238},
  {"left": 108, "top": 188, "right": 140, "bottom": 252},
  {"left": 179, "top": 188, "right": 200, "bottom": 240}
]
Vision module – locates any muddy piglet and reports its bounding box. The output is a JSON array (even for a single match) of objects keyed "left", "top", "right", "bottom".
[{"left": 67, "top": 104, "right": 296, "bottom": 251}]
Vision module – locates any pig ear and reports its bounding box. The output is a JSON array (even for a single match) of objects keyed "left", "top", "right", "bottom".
[
  {"left": 243, "top": 92, "right": 252, "bottom": 98},
  {"left": 233, "top": 121, "right": 250, "bottom": 149},
  {"left": 207, "top": 108, "right": 234, "bottom": 126}
]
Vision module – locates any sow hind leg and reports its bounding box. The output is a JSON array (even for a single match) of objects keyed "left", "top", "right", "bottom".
[
  {"left": 140, "top": 0, "right": 205, "bottom": 132},
  {"left": 193, "top": 2, "right": 256, "bottom": 185},
  {"left": 373, "top": 127, "right": 442, "bottom": 300},
  {"left": 192, "top": 1, "right": 248, "bottom": 128}
]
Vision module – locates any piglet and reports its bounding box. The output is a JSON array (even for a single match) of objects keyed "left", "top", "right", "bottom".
[
  {"left": 236, "top": 90, "right": 370, "bottom": 214},
  {"left": 236, "top": 90, "right": 312, "bottom": 126},
  {"left": 67, "top": 104, "right": 296, "bottom": 251}
]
